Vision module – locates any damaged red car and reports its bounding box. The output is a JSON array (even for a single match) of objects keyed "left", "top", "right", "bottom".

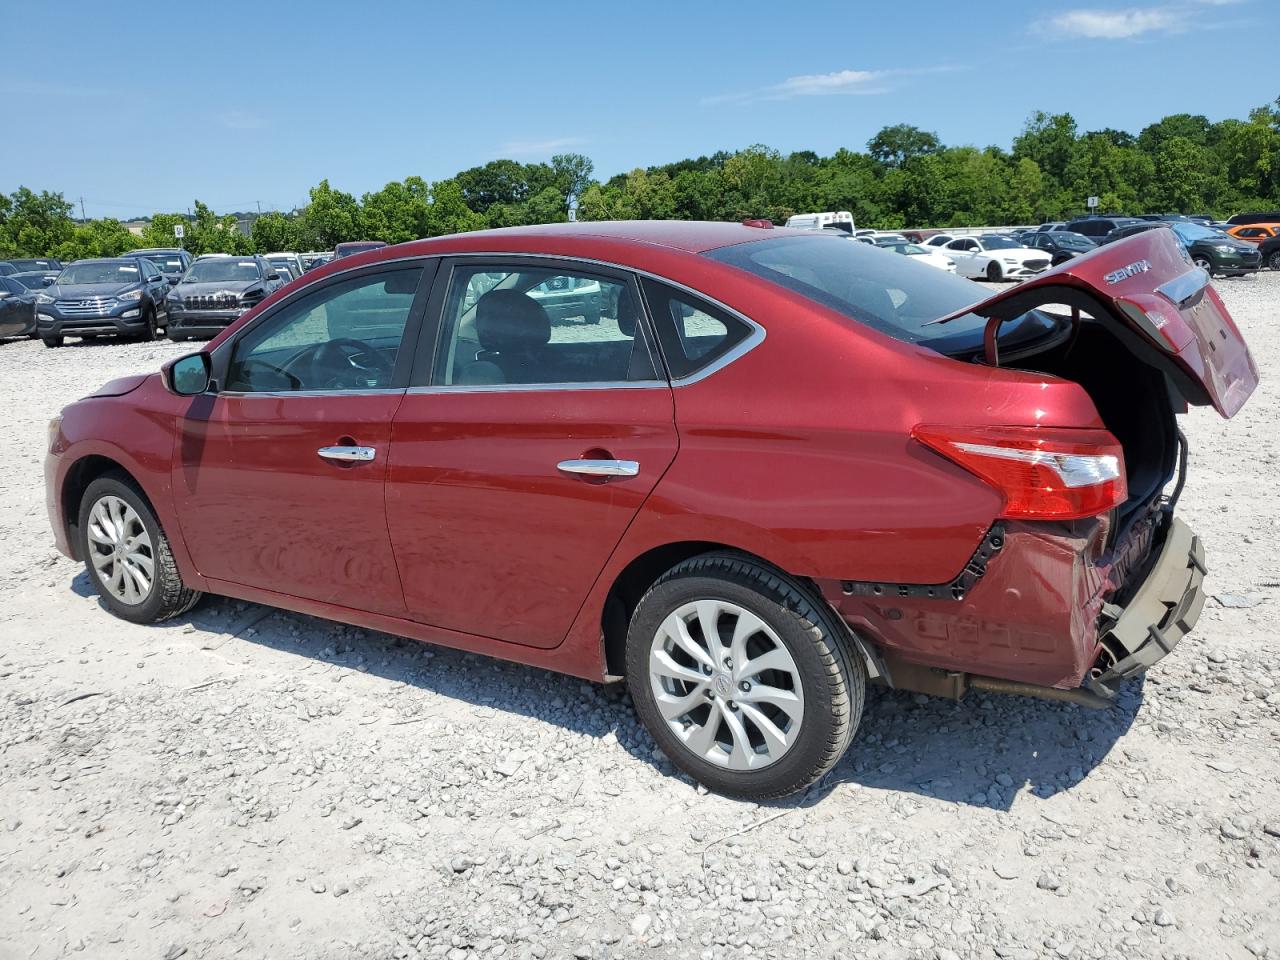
[{"left": 45, "top": 222, "right": 1257, "bottom": 799}]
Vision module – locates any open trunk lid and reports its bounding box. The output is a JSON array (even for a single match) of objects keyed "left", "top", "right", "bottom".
[{"left": 933, "top": 229, "right": 1259, "bottom": 418}]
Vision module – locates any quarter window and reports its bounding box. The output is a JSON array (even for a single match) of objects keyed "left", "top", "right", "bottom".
[
  {"left": 433, "top": 264, "right": 658, "bottom": 386},
  {"left": 225, "top": 267, "right": 423, "bottom": 392},
  {"left": 640, "top": 279, "right": 752, "bottom": 380}
]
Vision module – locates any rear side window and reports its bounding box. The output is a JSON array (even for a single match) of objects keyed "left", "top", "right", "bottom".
[{"left": 639, "top": 279, "right": 752, "bottom": 380}]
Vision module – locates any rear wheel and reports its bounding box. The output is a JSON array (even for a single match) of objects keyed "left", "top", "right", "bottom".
[
  {"left": 625, "top": 553, "right": 865, "bottom": 800},
  {"left": 78, "top": 473, "right": 202, "bottom": 624},
  {"left": 1268, "top": 250, "right": 1280, "bottom": 271},
  {"left": 986, "top": 260, "right": 1003, "bottom": 282},
  {"left": 41, "top": 335, "right": 64, "bottom": 348}
]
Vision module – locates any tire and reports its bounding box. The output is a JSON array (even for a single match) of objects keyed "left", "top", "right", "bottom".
[
  {"left": 42, "top": 336, "right": 64, "bottom": 348},
  {"left": 1193, "top": 254, "right": 1214, "bottom": 276},
  {"left": 985, "top": 260, "right": 1003, "bottom": 282},
  {"left": 166, "top": 331, "right": 187, "bottom": 342},
  {"left": 138, "top": 307, "right": 158, "bottom": 342},
  {"left": 1268, "top": 250, "right": 1280, "bottom": 271},
  {"left": 625, "top": 552, "right": 865, "bottom": 800},
  {"left": 78, "top": 472, "right": 202, "bottom": 624},
  {"left": 584, "top": 309, "right": 601, "bottom": 325}
]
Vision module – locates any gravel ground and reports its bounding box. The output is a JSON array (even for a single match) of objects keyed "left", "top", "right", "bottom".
[{"left": 1, "top": 276, "right": 1278, "bottom": 960}]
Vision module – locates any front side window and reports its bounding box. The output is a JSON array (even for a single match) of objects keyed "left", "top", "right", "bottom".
[
  {"left": 433, "top": 263, "right": 658, "bottom": 387},
  {"left": 225, "top": 267, "right": 423, "bottom": 392}
]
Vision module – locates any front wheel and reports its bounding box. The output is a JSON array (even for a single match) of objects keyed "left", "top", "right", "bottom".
[
  {"left": 1193, "top": 254, "right": 1214, "bottom": 276},
  {"left": 625, "top": 553, "right": 865, "bottom": 800},
  {"left": 78, "top": 473, "right": 202, "bottom": 624},
  {"left": 1268, "top": 250, "right": 1280, "bottom": 271},
  {"left": 986, "top": 260, "right": 1003, "bottom": 282},
  {"left": 138, "top": 307, "right": 158, "bottom": 342},
  {"left": 41, "top": 335, "right": 64, "bottom": 348}
]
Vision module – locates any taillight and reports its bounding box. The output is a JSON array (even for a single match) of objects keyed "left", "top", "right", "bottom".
[{"left": 912, "top": 425, "right": 1126, "bottom": 521}]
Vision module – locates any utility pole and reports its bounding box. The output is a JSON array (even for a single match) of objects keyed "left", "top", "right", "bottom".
[
  {"left": 79, "top": 196, "right": 86, "bottom": 222},
  {"left": 256, "top": 200, "right": 262, "bottom": 215}
]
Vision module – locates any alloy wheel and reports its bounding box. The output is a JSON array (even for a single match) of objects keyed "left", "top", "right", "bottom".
[
  {"left": 1269, "top": 251, "right": 1280, "bottom": 271},
  {"left": 86, "top": 495, "right": 155, "bottom": 605},
  {"left": 647, "top": 598, "right": 804, "bottom": 770}
]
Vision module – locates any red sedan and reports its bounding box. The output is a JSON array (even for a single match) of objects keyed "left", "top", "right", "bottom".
[{"left": 45, "top": 222, "right": 1256, "bottom": 799}]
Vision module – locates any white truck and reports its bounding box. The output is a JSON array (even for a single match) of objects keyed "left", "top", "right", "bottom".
[{"left": 784, "top": 211, "right": 854, "bottom": 234}]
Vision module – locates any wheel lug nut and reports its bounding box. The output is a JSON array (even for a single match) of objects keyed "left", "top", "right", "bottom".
[
  {"left": 701, "top": 664, "right": 712, "bottom": 676},
  {"left": 722, "top": 657, "right": 733, "bottom": 669},
  {"left": 727, "top": 701, "right": 738, "bottom": 711},
  {"left": 739, "top": 681, "right": 751, "bottom": 692}
]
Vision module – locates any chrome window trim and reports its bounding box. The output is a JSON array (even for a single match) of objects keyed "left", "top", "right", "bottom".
[
  {"left": 428, "top": 251, "right": 766, "bottom": 389},
  {"left": 407, "top": 381, "right": 667, "bottom": 396},
  {"left": 216, "top": 387, "right": 406, "bottom": 399}
]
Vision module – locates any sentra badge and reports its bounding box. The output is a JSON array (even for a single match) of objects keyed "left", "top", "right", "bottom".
[{"left": 1104, "top": 259, "right": 1152, "bottom": 284}]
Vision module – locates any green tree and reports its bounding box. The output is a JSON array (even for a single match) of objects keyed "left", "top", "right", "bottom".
[
  {"left": 359, "top": 177, "right": 430, "bottom": 243},
  {"left": 867, "top": 124, "right": 941, "bottom": 168},
  {"left": 184, "top": 200, "right": 254, "bottom": 255},
  {"left": 250, "top": 211, "right": 304, "bottom": 252},
  {"left": 424, "top": 179, "right": 485, "bottom": 235},
  {"left": 53, "top": 218, "right": 141, "bottom": 261},
  {"left": 0, "top": 188, "right": 76, "bottom": 256},
  {"left": 1012, "top": 111, "right": 1079, "bottom": 184},
  {"left": 297, "top": 180, "right": 362, "bottom": 248},
  {"left": 140, "top": 213, "right": 191, "bottom": 249}
]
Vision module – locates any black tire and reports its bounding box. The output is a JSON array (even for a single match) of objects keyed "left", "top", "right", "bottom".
[
  {"left": 78, "top": 472, "right": 202, "bottom": 624},
  {"left": 1268, "top": 250, "right": 1280, "bottom": 271},
  {"left": 42, "top": 335, "right": 64, "bottom": 348},
  {"left": 584, "top": 309, "right": 601, "bottom": 325},
  {"left": 166, "top": 331, "right": 187, "bottom": 342},
  {"left": 625, "top": 552, "right": 865, "bottom": 800},
  {"left": 985, "top": 260, "right": 1003, "bottom": 282},
  {"left": 138, "top": 307, "right": 158, "bottom": 342},
  {"left": 1193, "top": 254, "right": 1214, "bottom": 276}
]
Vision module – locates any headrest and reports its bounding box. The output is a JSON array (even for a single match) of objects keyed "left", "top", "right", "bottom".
[
  {"left": 615, "top": 285, "right": 639, "bottom": 338},
  {"left": 475, "top": 289, "right": 551, "bottom": 352}
]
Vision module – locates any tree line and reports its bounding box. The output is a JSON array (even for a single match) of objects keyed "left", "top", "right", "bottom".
[{"left": 2, "top": 100, "right": 1278, "bottom": 261}]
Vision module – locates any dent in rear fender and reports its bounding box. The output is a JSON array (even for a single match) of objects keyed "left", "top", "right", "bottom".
[{"left": 822, "top": 518, "right": 1115, "bottom": 689}]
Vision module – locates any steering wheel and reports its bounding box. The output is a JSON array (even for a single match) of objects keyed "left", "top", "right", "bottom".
[{"left": 281, "top": 337, "right": 393, "bottom": 390}]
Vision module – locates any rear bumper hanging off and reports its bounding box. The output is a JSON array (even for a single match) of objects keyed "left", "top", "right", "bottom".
[{"left": 1086, "top": 516, "right": 1206, "bottom": 699}]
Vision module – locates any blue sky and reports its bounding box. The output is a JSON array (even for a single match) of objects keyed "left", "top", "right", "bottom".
[{"left": 0, "top": 0, "right": 1273, "bottom": 219}]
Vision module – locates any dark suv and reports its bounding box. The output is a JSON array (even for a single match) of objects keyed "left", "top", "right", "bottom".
[
  {"left": 36, "top": 258, "right": 170, "bottom": 346},
  {"left": 131, "top": 248, "right": 192, "bottom": 285},
  {"left": 165, "top": 255, "right": 284, "bottom": 340},
  {"left": 1023, "top": 230, "right": 1097, "bottom": 266},
  {"left": 1063, "top": 216, "right": 1144, "bottom": 240}
]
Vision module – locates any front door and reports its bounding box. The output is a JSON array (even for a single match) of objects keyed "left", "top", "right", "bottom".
[
  {"left": 173, "top": 264, "right": 430, "bottom": 615},
  {"left": 386, "top": 259, "right": 678, "bottom": 648}
]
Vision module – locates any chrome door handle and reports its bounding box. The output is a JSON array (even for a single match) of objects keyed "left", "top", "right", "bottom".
[
  {"left": 557, "top": 458, "right": 639, "bottom": 478},
  {"left": 318, "top": 445, "right": 376, "bottom": 463}
]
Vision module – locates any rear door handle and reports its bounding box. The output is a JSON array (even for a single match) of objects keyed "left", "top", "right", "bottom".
[
  {"left": 557, "top": 458, "right": 639, "bottom": 478},
  {"left": 318, "top": 445, "right": 376, "bottom": 463}
]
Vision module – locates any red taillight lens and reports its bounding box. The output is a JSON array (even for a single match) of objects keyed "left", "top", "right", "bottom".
[{"left": 912, "top": 425, "right": 1127, "bottom": 521}]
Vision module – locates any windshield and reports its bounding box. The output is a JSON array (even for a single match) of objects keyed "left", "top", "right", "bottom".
[
  {"left": 136, "top": 253, "right": 184, "bottom": 272},
  {"left": 1055, "top": 233, "right": 1095, "bottom": 249},
  {"left": 705, "top": 234, "right": 1064, "bottom": 354},
  {"left": 979, "top": 236, "right": 1020, "bottom": 250},
  {"left": 183, "top": 259, "right": 262, "bottom": 283},
  {"left": 1172, "top": 222, "right": 1225, "bottom": 243},
  {"left": 58, "top": 262, "right": 140, "bottom": 285}
]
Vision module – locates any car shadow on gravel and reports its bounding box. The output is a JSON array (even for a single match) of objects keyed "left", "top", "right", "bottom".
[{"left": 73, "top": 574, "right": 1143, "bottom": 810}]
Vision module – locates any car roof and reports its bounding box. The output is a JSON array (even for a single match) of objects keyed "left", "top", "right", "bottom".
[{"left": 411, "top": 221, "right": 792, "bottom": 255}]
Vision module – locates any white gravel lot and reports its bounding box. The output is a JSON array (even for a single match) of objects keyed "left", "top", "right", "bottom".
[{"left": 1, "top": 275, "right": 1278, "bottom": 960}]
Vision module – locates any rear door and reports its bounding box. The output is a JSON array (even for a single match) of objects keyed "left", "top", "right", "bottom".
[
  {"left": 385, "top": 258, "right": 678, "bottom": 648},
  {"left": 940, "top": 228, "right": 1258, "bottom": 418}
]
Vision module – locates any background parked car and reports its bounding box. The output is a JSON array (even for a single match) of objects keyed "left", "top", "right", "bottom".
[
  {"left": 1226, "top": 211, "right": 1280, "bottom": 226},
  {"left": 1023, "top": 230, "right": 1097, "bottom": 265},
  {"left": 3, "top": 257, "right": 62, "bottom": 273},
  {"left": 165, "top": 255, "right": 285, "bottom": 341},
  {"left": 1170, "top": 221, "right": 1261, "bottom": 276},
  {"left": 265, "top": 253, "right": 304, "bottom": 281},
  {"left": 0, "top": 262, "right": 18, "bottom": 277},
  {"left": 1063, "top": 215, "right": 1144, "bottom": 240},
  {"left": 940, "top": 234, "right": 1050, "bottom": 280},
  {"left": 9, "top": 269, "right": 59, "bottom": 289},
  {"left": 35, "top": 257, "right": 170, "bottom": 347},
  {"left": 303, "top": 255, "right": 331, "bottom": 272},
  {"left": 130, "top": 248, "right": 191, "bottom": 285},
  {"left": 333, "top": 241, "right": 388, "bottom": 259},
  {"left": 1257, "top": 233, "right": 1280, "bottom": 270},
  {"left": 877, "top": 240, "right": 956, "bottom": 272},
  {"left": 0, "top": 275, "right": 39, "bottom": 338},
  {"left": 1226, "top": 224, "right": 1280, "bottom": 244}
]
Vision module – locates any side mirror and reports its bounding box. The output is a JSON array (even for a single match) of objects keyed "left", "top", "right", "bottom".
[
  {"left": 166, "top": 352, "right": 212, "bottom": 396},
  {"left": 43, "top": 276, "right": 56, "bottom": 285},
  {"left": 267, "top": 272, "right": 281, "bottom": 281}
]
